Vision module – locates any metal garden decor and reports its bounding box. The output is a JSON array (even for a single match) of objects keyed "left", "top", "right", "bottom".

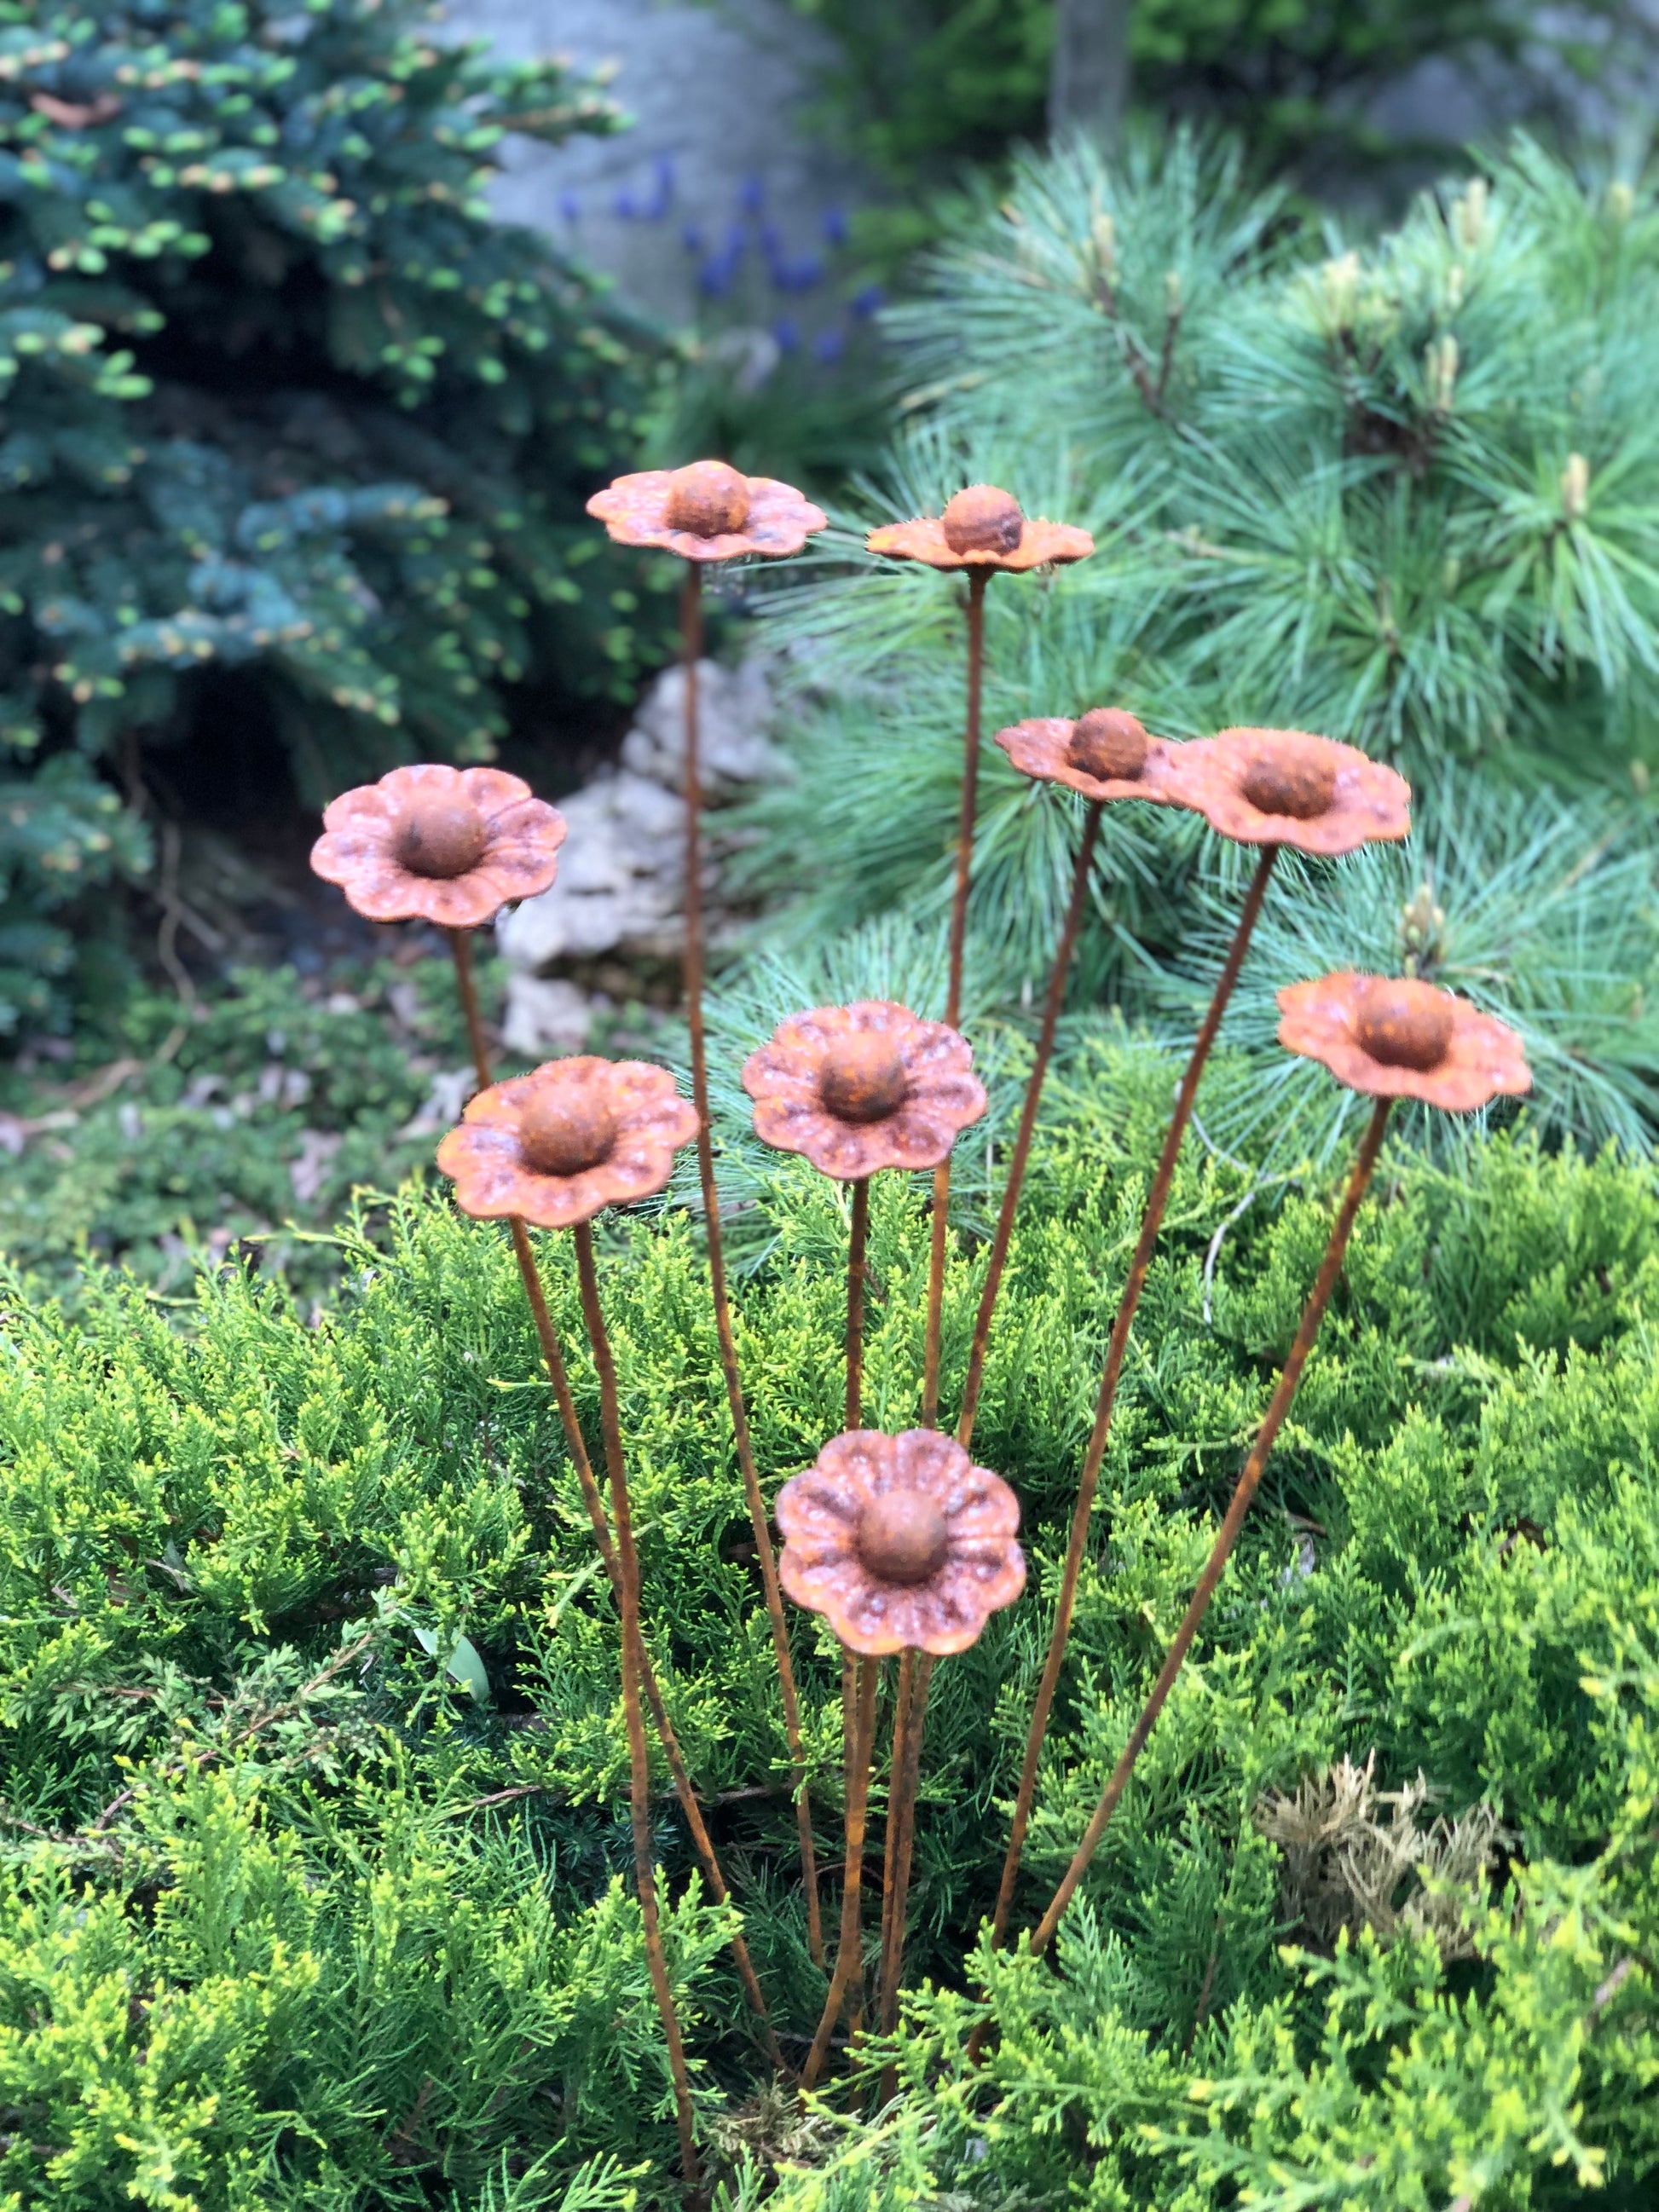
[{"left": 311, "top": 469, "right": 1532, "bottom": 2203}]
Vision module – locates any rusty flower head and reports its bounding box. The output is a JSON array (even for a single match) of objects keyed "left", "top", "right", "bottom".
[
  {"left": 776, "top": 1428, "right": 1026, "bottom": 1655},
  {"left": 742, "top": 1000, "right": 987, "bottom": 1181},
  {"left": 436, "top": 1055, "right": 699, "bottom": 1229},
  {"left": 1168, "top": 728, "right": 1410, "bottom": 856},
  {"left": 586, "top": 459, "right": 827, "bottom": 563},
  {"left": 310, "top": 764, "right": 567, "bottom": 929},
  {"left": 1276, "top": 971, "right": 1532, "bottom": 1112},
  {"left": 994, "top": 707, "right": 1191, "bottom": 805},
  {"left": 865, "top": 483, "right": 1094, "bottom": 572}
]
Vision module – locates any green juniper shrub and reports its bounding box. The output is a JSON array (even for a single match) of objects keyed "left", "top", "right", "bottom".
[
  {"left": 0, "top": 0, "right": 673, "bottom": 1035},
  {"left": 2, "top": 1040, "right": 1656, "bottom": 2207}
]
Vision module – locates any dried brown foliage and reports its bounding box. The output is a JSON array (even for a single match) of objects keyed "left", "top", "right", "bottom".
[{"left": 1254, "top": 1752, "right": 1511, "bottom": 1962}]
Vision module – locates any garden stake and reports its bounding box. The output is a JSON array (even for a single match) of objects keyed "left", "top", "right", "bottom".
[
  {"left": 847, "top": 1176, "right": 870, "bottom": 1429},
  {"left": 771, "top": 1428, "right": 1026, "bottom": 2087},
  {"left": 922, "top": 569, "right": 988, "bottom": 1426},
  {"left": 590, "top": 462, "right": 829, "bottom": 1962},
  {"left": 957, "top": 799, "right": 1103, "bottom": 1447},
  {"left": 446, "top": 925, "right": 493, "bottom": 1092},
  {"left": 864, "top": 488, "right": 1094, "bottom": 1429},
  {"left": 803, "top": 1652, "right": 879, "bottom": 2089},
  {"left": 573, "top": 1218, "right": 702, "bottom": 2187},
  {"left": 1026, "top": 1093, "right": 1393, "bottom": 1960},
  {"left": 436, "top": 943, "right": 786, "bottom": 2064},
  {"left": 312, "top": 763, "right": 787, "bottom": 2072},
  {"left": 743, "top": 997, "right": 987, "bottom": 1432},
  {"left": 876, "top": 1647, "right": 935, "bottom": 2103},
  {"left": 505, "top": 1216, "right": 787, "bottom": 2072},
  {"left": 876, "top": 1651, "right": 916, "bottom": 2007},
  {"left": 984, "top": 840, "right": 1280, "bottom": 1952},
  {"left": 681, "top": 565, "right": 825, "bottom": 1966}
]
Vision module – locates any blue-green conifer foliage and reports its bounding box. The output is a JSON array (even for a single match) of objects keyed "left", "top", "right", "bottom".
[{"left": 0, "top": 0, "right": 662, "bottom": 1033}]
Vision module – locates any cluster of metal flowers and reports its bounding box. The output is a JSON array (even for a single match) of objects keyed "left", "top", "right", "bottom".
[
  {"left": 310, "top": 461, "right": 1544, "bottom": 2143},
  {"left": 311, "top": 459, "right": 1530, "bottom": 1689}
]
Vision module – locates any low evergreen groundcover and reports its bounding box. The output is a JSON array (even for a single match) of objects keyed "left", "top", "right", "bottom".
[{"left": 2, "top": 1048, "right": 1656, "bottom": 2209}]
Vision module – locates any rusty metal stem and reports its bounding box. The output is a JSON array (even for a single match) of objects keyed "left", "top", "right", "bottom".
[
  {"left": 802, "top": 1654, "right": 880, "bottom": 2089},
  {"left": 876, "top": 1653, "right": 911, "bottom": 2019},
  {"left": 1026, "top": 1094, "right": 1392, "bottom": 1959},
  {"left": 847, "top": 1176, "right": 870, "bottom": 1430},
  {"left": 945, "top": 569, "right": 988, "bottom": 1031},
  {"left": 982, "top": 841, "right": 1280, "bottom": 1958},
  {"left": 446, "top": 926, "right": 493, "bottom": 1094},
  {"left": 679, "top": 562, "right": 824, "bottom": 1967},
  {"left": 571, "top": 1221, "right": 700, "bottom": 2188},
  {"left": 452, "top": 916, "right": 781, "bottom": 2063},
  {"left": 876, "top": 1649, "right": 934, "bottom": 2104},
  {"left": 922, "top": 569, "right": 990, "bottom": 1427},
  {"left": 957, "top": 801, "right": 1103, "bottom": 1450},
  {"left": 505, "top": 1221, "right": 784, "bottom": 2071}
]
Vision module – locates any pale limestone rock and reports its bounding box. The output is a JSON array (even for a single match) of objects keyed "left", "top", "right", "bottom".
[
  {"left": 497, "top": 768, "right": 685, "bottom": 971},
  {"left": 500, "top": 975, "right": 606, "bottom": 1060},
  {"left": 621, "top": 657, "right": 783, "bottom": 792},
  {"left": 494, "top": 655, "right": 785, "bottom": 1054}
]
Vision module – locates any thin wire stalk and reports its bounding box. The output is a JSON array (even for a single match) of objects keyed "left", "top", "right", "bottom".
[
  {"left": 679, "top": 562, "right": 824, "bottom": 1963},
  {"left": 957, "top": 800, "right": 1103, "bottom": 1449},
  {"left": 984, "top": 841, "right": 1280, "bottom": 1952},
  {"left": 506, "top": 1220, "right": 784, "bottom": 2069},
  {"left": 802, "top": 1654, "right": 880, "bottom": 2089},
  {"left": 847, "top": 1176, "right": 870, "bottom": 1429},
  {"left": 447, "top": 925, "right": 493, "bottom": 1093},
  {"left": 448, "top": 927, "right": 780, "bottom": 2063},
  {"left": 570, "top": 1221, "right": 700, "bottom": 2189},
  {"left": 876, "top": 1649, "right": 934, "bottom": 2105},
  {"left": 922, "top": 568, "right": 990, "bottom": 1426},
  {"left": 875, "top": 1653, "right": 913, "bottom": 2014},
  {"left": 1027, "top": 1093, "right": 1393, "bottom": 1958}
]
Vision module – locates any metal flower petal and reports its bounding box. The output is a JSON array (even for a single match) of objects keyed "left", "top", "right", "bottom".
[
  {"left": 1276, "top": 970, "right": 1532, "bottom": 1111},
  {"left": 587, "top": 459, "right": 827, "bottom": 563},
  {"left": 994, "top": 711, "right": 1194, "bottom": 805},
  {"left": 310, "top": 763, "right": 567, "bottom": 928},
  {"left": 742, "top": 999, "right": 987, "bottom": 1181},
  {"left": 776, "top": 1428, "right": 1026, "bottom": 1656},
  {"left": 1166, "top": 727, "right": 1410, "bottom": 856},
  {"left": 866, "top": 482, "right": 1094, "bottom": 573},
  {"left": 437, "top": 1054, "right": 699, "bottom": 1228}
]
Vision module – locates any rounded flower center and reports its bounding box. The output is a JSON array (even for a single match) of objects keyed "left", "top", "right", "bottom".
[
  {"left": 1240, "top": 738, "right": 1338, "bottom": 821},
  {"left": 1354, "top": 979, "right": 1454, "bottom": 1071},
  {"left": 396, "top": 794, "right": 489, "bottom": 880},
  {"left": 820, "top": 1032, "right": 909, "bottom": 1124},
  {"left": 1069, "top": 708, "right": 1148, "bottom": 783},
  {"left": 941, "top": 484, "right": 1024, "bottom": 556},
  {"left": 517, "top": 1085, "right": 619, "bottom": 1176},
  {"left": 664, "top": 459, "right": 751, "bottom": 537},
  {"left": 856, "top": 1490, "right": 949, "bottom": 1586}
]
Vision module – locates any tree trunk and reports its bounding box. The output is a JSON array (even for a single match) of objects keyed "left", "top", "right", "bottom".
[{"left": 1049, "top": 0, "right": 1132, "bottom": 143}]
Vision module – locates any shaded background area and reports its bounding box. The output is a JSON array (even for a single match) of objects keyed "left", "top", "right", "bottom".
[{"left": 3, "top": 0, "right": 1659, "bottom": 1294}]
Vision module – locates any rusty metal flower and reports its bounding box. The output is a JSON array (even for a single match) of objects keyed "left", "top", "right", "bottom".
[
  {"left": 994, "top": 708, "right": 1192, "bottom": 805},
  {"left": 742, "top": 1000, "right": 987, "bottom": 1181},
  {"left": 776, "top": 1428, "right": 1026, "bottom": 1656},
  {"left": 587, "top": 459, "right": 827, "bottom": 563},
  {"left": 436, "top": 1054, "right": 699, "bottom": 1228},
  {"left": 1276, "top": 971, "right": 1532, "bottom": 1111},
  {"left": 310, "top": 764, "right": 567, "bottom": 928},
  {"left": 1167, "top": 727, "right": 1410, "bottom": 855},
  {"left": 865, "top": 484, "right": 1094, "bottom": 572}
]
